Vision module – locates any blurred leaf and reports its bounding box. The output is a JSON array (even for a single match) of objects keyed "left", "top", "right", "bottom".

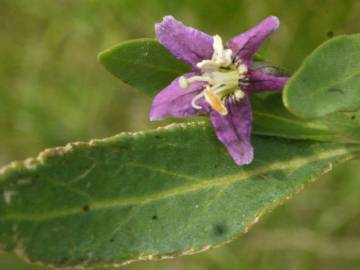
[
  {"left": 0, "top": 122, "right": 359, "bottom": 268},
  {"left": 99, "top": 39, "right": 360, "bottom": 143},
  {"left": 284, "top": 34, "right": 360, "bottom": 119},
  {"left": 253, "top": 94, "right": 360, "bottom": 143},
  {"left": 252, "top": 94, "right": 338, "bottom": 141}
]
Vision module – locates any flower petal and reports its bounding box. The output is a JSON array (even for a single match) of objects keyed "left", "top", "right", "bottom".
[
  {"left": 150, "top": 73, "right": 209, "bottom": 121},
  {"left": 155, "top": 16, "right": 213, "bottom": 69},
  {"left": 210, "top": 96, "right": 253, "bottom": 165},
  {"left": 246, "top": 70, "right": 288, "bottom": 92},
  {"left": 227, "top": 16, "right": 280, "bottom": 64}
]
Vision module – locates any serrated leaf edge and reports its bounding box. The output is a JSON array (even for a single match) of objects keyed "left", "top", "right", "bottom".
[{"left": 0, "top": 122, "right": 207, "bottom": 180}]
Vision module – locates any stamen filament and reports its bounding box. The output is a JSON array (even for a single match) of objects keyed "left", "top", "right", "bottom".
[{"left": 191, "top": 92, "right": 205, "bottom": 110}]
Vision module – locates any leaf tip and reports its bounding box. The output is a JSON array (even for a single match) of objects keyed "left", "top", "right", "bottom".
[{"left": 97, "top": 49, "right": 109, "bottom": 66}]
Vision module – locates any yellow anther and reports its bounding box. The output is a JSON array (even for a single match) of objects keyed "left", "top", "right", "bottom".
[{"left": 204, "top": 87, "right": 228, "bottom": 116}]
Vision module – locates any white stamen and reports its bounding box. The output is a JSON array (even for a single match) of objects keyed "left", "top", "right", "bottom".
[
  {"left": 197, "top": 35, "right": 233, "bottom": 71},
  {"left": 177, "top": 35, "right": 248, "bottom": 113},
  {"left": 188, "top": 75, "right": 211, "bottom": 83},
  {"left": 212, "top": 35, "right": 233, "bottom": 67},
  {"left": 213, "top": 35, "right": 224, "bottom": 55},
  {"left": 234, "top": 90, "right": 245, "bottom": 101},
  {"left": 238, "top": 64, "right": 248, "bottom": 78}
]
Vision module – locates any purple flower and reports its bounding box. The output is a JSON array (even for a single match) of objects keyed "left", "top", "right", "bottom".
[{"left": 150, "top": 16, "right": 288, "bottom": 165}]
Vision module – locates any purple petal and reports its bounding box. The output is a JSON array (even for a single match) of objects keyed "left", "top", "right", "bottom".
[
  {"left": 227, "top": 16, "right": 280, "bottom": 64},
  {"left": 210, "top": 96, "right": 253, "bottom": 165},
  {"left": 246, "top": 70, "right": 288, "bottom": 92},
  {"left": 150, "top": 73, "right": 209, "bottom": 121},
  {"left": 155, "top": 16, "right": 213, "bottom": 69}
]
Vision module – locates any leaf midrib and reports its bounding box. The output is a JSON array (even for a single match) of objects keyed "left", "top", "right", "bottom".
[{"left": 1, "top": 146, "right": 353, "bottom": 222}]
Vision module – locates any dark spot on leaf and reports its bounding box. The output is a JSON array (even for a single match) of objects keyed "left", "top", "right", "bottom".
[
  {"left": 351, "top": 115, "right": 356, "bottom": 120},
  {"left": 152, "top": 215, "right": 158, "bottom": 220},
  {"left": 82, "top": 205, "right": 90, "bottom": 212},
  {"left": 213, "top": 224, "right": 227, "bottom": 236},
  {"left": 155, "top": 135, "right": 161, "bottom": 139},
  {"left": 328, "top": 88, "right": 344, "bottom": 94},
  {"left": 327, "top": 31, "right": 334, "bottom": 38},
  {"left": 110, "top": 237, "right": 115, "bottom": 243}
]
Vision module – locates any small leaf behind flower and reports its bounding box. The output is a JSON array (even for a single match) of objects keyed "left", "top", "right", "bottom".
[
  {"left": 99, "top": 38, "right": 190, "bottom": 96},
  {"left": 1, "top": 122, "right": 359, "bottom": 268}
]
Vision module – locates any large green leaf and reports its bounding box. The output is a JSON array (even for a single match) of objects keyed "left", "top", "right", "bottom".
[
  {"left": 99, "top": 39, "right": 360, "bottom": 143},
  {"left": 284, "top": 34, "right": 360, "bottom": 119},
  {"left": 0, "top": 122, "right": 359, "bottom": 268}
]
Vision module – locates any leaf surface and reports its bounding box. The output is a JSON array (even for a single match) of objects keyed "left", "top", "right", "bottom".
[
  {"left": 252, "top": 93, "right": 360, "bottom": 143},
  {"left": 99, "top": 39, "right": 190, "bottom": 96},
  {"left": 0, "top": 123, "right": 359, "bottom": 268},
  {"left": 284, "top": 34, "right": 360, "bottom": 118}
]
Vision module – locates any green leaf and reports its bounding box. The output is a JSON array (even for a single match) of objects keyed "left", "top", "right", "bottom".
[
  {"left": 0, "top": 122, "right": 359, "bottom": 268},
  {"left": 284, "top": 34, "right": 360, "bottom": 119},
  {"left": 320, "top": 110, "right": 360, "bottom": 143},
  {"left": 252, "top": 94, "right": 360, "bottom": 143},
  {"left": 98, "top": 39, "right": 360, "bottom": 143},
  {"left": 98, "top": 38, "right": 190, "bottom": 96},
  {"left": 251, "top": 93, "right": 337, "bottom": 141}
]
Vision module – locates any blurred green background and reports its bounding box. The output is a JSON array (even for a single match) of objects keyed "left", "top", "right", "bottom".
[{"left": 0, "top": 0, "right": 360, "bottom": 269}]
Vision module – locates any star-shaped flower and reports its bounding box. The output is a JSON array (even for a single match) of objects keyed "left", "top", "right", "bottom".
[{"left": 150, "top": 16, "right": 288, "bottom": 165}]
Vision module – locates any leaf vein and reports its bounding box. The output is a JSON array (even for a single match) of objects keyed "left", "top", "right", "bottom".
[{"left": 1, "top": 147, "right": 353, "bottom": 222}]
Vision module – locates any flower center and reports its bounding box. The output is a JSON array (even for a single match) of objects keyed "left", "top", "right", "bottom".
[{"left": 179, "top": 35, "right": 247, "bottom": 116}]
